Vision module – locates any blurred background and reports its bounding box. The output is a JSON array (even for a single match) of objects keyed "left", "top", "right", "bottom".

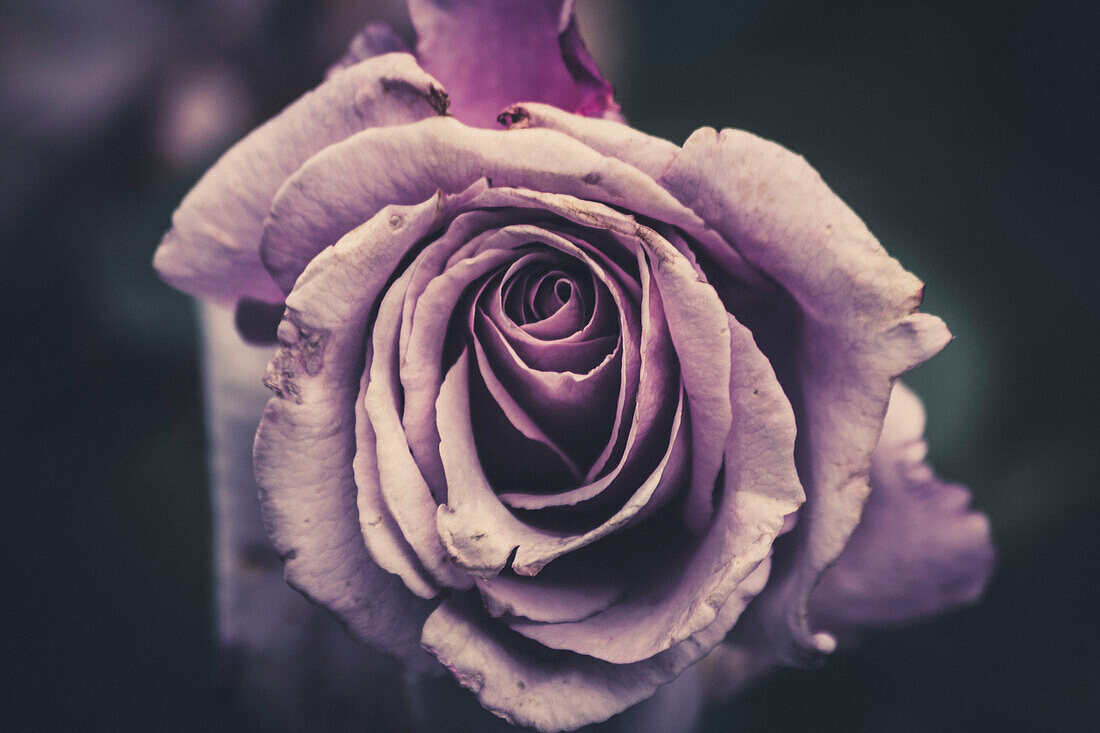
[{"left": 4, "top": 0, "right": 1096, "bottom": 730}]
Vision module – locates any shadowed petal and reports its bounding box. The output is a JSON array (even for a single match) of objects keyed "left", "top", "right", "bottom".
[
  {"left": 508, "top": 316, "right": 803, "bottom": 664},
  {"left": 809, "top": 383, "right": 994, "bottom": 631},
  {"left": 421, "top": 560, "right": 771, "bottom": 732},
  {"left": 436, "top": 349, "right": 685, "bottom": 578},
  {"left": 660, "top": 127, "right": 953, "bottom": 665}
]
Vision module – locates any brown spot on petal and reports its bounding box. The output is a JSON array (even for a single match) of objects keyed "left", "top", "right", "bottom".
[
  {"left": 497, "top": 105, "right": 529, "bottom": 128},
  {"left": 427, "top": 85, "right": 451, "bottom": 116},
  {"left": 264, "top": 314, "right": 330, "bottom": 401},
  {"left": 379, "top": 78, "right": 450, "bottom": 117}
]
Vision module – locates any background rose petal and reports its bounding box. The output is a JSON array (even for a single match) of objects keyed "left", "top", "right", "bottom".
[{"left": 408, "top": 0, "right": 618, "bottom": 127}]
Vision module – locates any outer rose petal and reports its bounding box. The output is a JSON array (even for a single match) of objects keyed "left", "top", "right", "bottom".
[
  {"left": 499, "top": 102, "right": 680, "bottom": 181},
  {"left": 408, "top": 0, "right": 618, "bottom": 127},
  {"left": 421, "top": 560, "right": 772, "bottom": 733},
  {"left": 659, "top": 127, "right": 953, "bottom": 664},
  {"left": 254, "top": 191, "right": 486, "bottom": 669},
  {"left": 260, "top": 117, "right": 710, "bottom": 295},
  {"left": 153, "top": 52, "right": 446, "bottom": 305},
  {"left": 809, "top": 383, "right": 994, "bottom": 630}
]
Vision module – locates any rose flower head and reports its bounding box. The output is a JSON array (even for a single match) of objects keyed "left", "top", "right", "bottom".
[{"left": 154, "top": 1, "right": 994, "bottom": 730}]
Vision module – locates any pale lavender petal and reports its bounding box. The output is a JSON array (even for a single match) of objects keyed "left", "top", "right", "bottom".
[
  {"left": 421, "top": 559, "right": 772, "bottom": 732},
  {"left": 366, "top": 260, "right": 474, "bottom": 590},
  {"left": 400, "top": 207, "right": 536, "bottom": 360},
  {"left": 259, "top": 118, "right": 712, "bottom": 291},
  {"left": 458, "top": 190, "right": 696, "bottom": 498},
  {"left": 253, "top": 204, "right": 466, "bottom": 668},
  {"left": 636, "top": 228, "right": 732, "bottom": 536},
  {"left": 660, "top": 127, "right": 952, "bottom": 664},
  {"left": 463, "top": 213, "right": 646, "bottom": 491},
  {"left": 353, "top": 348, "right": 439, "bottom": 600},
  {"left": 398, "top": 218, "right": 618, "bottom": 492},
  {"left": 259, "top": 191, "right": 480, "bottom": 619},
  {"left": 472, "top": 334, "right": 586, "bottom": 479},
  {"left": 475, "top": 559, "right": 628, "bottom": 624},
  {"left": 474, "top": 310, "right": 621, "bottom": 472},
  {"left": 495, "top": 233, "right": 674, "bottom": 512},
  {"left": 399, "top": 239, "right": 523, "bottom": 493},
  {"left": 509, "top": 316, "right": 803, "bottom": 664},
  {"left": 465, "top": 231, "right": 626, "bottom": 456},
  {"left": 809, "top": 383, "right": 994, "bottom": 630},
  {"left": 408, "top": 0, "right": 617, "bottom": 127},
  {"left": 489, "top": 278, "right": 618, "bottom": 373},
  {"left": 501, "top": 106, "right": 771, "bottom": 290},
  {"left": 154, "top": 53, "right": 446, "bottom": 305},
  {"left": 499, "top": 102, "right": 680, "bottom": 180},
  {"left": 468, "top": 189, "right": 733, "bottom": 532}
]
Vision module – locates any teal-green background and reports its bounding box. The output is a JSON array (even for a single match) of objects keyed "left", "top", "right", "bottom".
[{"left": 4, "top": 1, "right": 1095, "bottom": 729}]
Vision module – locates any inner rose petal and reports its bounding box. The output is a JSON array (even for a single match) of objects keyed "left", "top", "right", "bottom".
[
  {"left": 437, "top": 351, "right": 689, "bottom": 578},
  {"left": 490, "top": 258, "right": 619, "bottom": 373},
  {"left": 496, "top": 240, "right": 679, "bottom": 516},
  {"left": 402, "top": 226, "right": 626, "bottom": 489}
]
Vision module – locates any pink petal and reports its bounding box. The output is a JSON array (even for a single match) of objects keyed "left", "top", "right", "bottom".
[{"left": 408, "top": 0, "right": 618, "bottom": 127}]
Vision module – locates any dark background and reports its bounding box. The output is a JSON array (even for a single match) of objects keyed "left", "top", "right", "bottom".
[{"left": 4, "top": 0, "right": 1096, "bottom": 730}]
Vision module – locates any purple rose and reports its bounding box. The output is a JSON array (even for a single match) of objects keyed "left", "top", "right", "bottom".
[{"left": 155, "top": 2, "right": 994, "bottom": 730}]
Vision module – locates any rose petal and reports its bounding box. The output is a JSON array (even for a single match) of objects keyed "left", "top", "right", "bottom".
[
  {"left": 399, "top": 234, "right": 526, "bottom": 493},
  {"left": 259, "top": 117, "right": 712, "bottom": 293},
  {"left": 154, "top": 53, "right": 446, "bottom": 305},
  {"left": 475, "top": 556, "right": 629, "bottom": 624},
  {"left": 353, "top": 348, "right": 439, "bottom": 600},
  {"left": 472, "top": 332, "right": 586, "bottom": 479},
  {"left": 254, "top": 197, "right": 471, "bottom": 667},
  {"left": 500, "top": 102, "right": 680, "bottom": 181},
  {"left": 660, "top": 127, "right": 953, "bottom": 664},
  {"left": 398, "top": 219, "right": 626, "bottom": 492},
  {"left": 435, "top": 349, "right": 572, "bottom": 578},
  {"left": 408, "top": 0, "right": 617, "bottom": 127},
  {"left": 504, "top": 106, "right": 771, "bottom": 291},
  {"left": 808, "top": 383, "right": 994, "bottom": 630},
  {"left": 495, "top": 236, "right": 675, "bottom": 512},
  {"left": 462, "top": 189, "right": 733, "bottom": 531},
  {"left": 366, "top": 259, "right": 475, "bottom": 590},
  {"left": 436, "top": 350, "right": 685, "bottom": 577},
  {"left": 508, "top": 316, "right": 803, "bottom": 664},
  {"left": 421, "top": 559, "right": 772, "bottom": 732},
  {"left": 258, "top": 190, "right": 481, "bottom": 616}
]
